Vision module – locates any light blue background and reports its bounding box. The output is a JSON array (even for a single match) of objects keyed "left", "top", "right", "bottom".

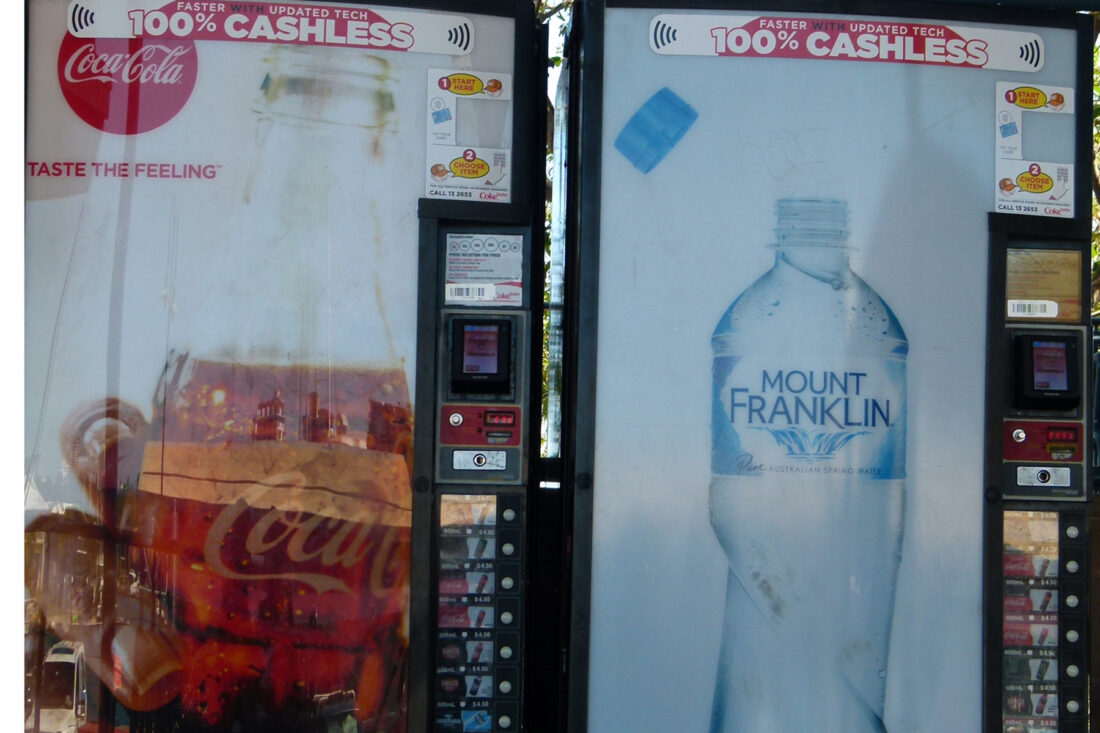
[{"left": 589, "top": 8, "right": 1077, "bottom": 732}]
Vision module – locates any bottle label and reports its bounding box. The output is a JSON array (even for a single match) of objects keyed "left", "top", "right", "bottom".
[{"left": 712, "top": 355, "right": 906, "bottom": 478}]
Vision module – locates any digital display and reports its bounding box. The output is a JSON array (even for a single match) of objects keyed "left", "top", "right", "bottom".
[
  {"left": 450, "top": 317, "right": 512, "bottom": 395},
  {"left": 1013, "top": 333, "right": 1080, "bottom": 410},
  {"left": 1031, "top": 341, "right": 1069, "bottom": 392},
  {"left": 463, "top": 325, "right": 501, "bottom": 375}
]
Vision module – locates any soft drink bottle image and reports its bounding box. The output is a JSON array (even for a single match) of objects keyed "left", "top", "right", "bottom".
[{"left": 710, "top": 199, "right": 907, "bottom": 732}]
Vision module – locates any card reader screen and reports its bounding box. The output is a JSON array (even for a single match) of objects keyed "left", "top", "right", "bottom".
[
  {"left": 450, "top": 317, "right": 512, "bottom": 395},
  {"left": 1032, "top": 341, "right": 1069, "bottom": 392},
  {"left": 462, "top": 325, "right": 501, "bottom": 375},
  {"left": 1013, "top": 332, "right": 1080, "bottom": 410}
]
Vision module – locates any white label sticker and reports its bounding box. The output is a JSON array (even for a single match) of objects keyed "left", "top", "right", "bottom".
[
  {"left": 444, "top": 233, "right": 524, "bottom": 306},
  {"left": 445, "top": 284, "right": 497, "bottom": 302},
  {"left": 1007, "top": 300, "right": 1059, "bottom": 318}
]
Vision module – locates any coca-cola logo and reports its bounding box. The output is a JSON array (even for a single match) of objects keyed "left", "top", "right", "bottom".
[
  {"left": 203, "top": 471, "right": 406, "bottom": 596},
  {"left": 57, "top": 33, "right": 197, "bottom": 135}
]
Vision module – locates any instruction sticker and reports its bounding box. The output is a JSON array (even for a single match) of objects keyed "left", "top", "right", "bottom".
[
  {"left": 994, "top": 82, "right": 1075, "bottom": 218},
  {"left": 444, "top": 233, "right": 524, "bottom": 306},
  {"left": 427, "top": 69, "right": 513, "bottom": 202},
  {"left": 1005, "top": 248, "right": 1081, "bottom": 323}
]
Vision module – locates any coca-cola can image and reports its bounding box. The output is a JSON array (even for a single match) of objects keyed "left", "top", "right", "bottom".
[
  {"left": 465, "top": 675, "right": 493, "bottom": 698},
  {"left": 471, "top": 608, "right": 493, "bottom": 628},
  {"left": 1037, "top": 626, "right": 1052, "bottom": 645},
  {"left": 471, "top": 537, "right": 492, "bottom": 558}
]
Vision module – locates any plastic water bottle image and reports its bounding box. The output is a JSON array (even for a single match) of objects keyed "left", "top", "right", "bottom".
[{"left": 709, "top": 199, "right": 907, "bottom": 732}]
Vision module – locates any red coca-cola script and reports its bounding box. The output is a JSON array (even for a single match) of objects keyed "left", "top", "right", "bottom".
[
  {"left": 58, "top": 33, "right": 198, "bottom": 134},
  {"left": 129, "top": 360, "right": 412, "bottom": 726}
]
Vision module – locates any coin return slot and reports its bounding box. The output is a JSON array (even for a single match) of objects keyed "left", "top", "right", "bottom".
[{"left": 1048, "top": 446, "right": 1074, "bottom": 460}]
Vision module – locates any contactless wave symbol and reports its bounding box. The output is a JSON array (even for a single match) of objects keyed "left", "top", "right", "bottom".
[
  {"left": 69, "top": 2, "right": 95, "bottom": 33},
  {"left": 447, "top": 22, "right": 473, "bottom": 52},
  {"left": 652, "top": 20, "right": 679, "bottom": 50},
  {"left": 1018, "top": 40, "right": 1042, "bottom": 69}
]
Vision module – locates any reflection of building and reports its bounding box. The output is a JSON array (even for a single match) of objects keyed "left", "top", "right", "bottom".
[
  {"left": 24, "top": 517, "right": 113, "bottom": 632},
  {"left": 368, "top": 400, "right": 412, "bottom": 452},
  {"left": 252, "top": 391, "right": 287, "bottom": 442},
  {"left": 301, "top": 392, "right": 349, "bottom": 443},
  {"left": 250, "top": 389, "right": 413, "bottom": 456}
]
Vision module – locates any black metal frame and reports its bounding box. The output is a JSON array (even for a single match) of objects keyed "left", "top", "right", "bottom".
[
  {"left": 408, "top": 1, "right": 552, "bottom": 730},
  {"left": 562, "top": 1, "right": 1094, "bottom": 732},
  {"left": 983, "top": 212, "right": 1093, "bottom": 732}
]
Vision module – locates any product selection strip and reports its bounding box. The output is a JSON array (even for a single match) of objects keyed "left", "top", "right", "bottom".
[
  {"left": 434, "top": 491, "right": 525, "bottom": 732},
  {"left": 985, "top": 216, "right": 1091, "bottom": 733}
]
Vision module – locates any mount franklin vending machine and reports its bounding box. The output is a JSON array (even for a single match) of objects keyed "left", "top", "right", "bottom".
[{"left": 559, "top": 0, "right": 1096, "bottom": 731}]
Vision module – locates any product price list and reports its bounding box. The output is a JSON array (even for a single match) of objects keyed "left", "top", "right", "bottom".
[
  {"left": 1001, "top": 510, "right": 1066, "bottom": 732},
  {"left": 435, "top": 493, "right": 523, "bottom": 732}
]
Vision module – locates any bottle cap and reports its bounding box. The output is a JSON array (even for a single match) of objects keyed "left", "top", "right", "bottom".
[
  {"left": 614, "top": 87, "right": 698, "bottom": 174},
  {"left": 774, "top": 198, "right": 849, "bottom": 246}
]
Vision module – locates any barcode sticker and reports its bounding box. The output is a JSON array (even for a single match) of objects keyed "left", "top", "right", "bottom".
[
  {"left": 1008, "top": 299, "right": 1058, "bottom": 318},
  {"left": 446, "top": 283, "right": 497, "bottom": 303}
]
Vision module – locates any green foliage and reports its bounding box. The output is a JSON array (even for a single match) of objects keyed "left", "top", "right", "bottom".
[{"left": 534, "top": 0, "right": 574, "bottom": 24}]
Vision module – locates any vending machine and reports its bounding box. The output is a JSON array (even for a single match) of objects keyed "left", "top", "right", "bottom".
[
  {"left": 559, "top": 1, "right": 1094, "bottom": 731},
  {"left": 23, "top": 1, "right": 547, "bottom": 731}
]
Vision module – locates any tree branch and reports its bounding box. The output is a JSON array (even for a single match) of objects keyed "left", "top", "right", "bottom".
[{"left": 536, "top": 0, "right": 574, "bottom": 23}]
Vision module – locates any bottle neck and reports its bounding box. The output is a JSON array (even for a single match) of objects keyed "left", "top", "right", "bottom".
[
  {"left": 771, "top": 198, "right": 851, "bottom": 284},
  {"left": 776, "top": 243, "right": 849, "bottom": 279}
]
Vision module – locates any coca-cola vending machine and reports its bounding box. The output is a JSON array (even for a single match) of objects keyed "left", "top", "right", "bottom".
[
  {"left": 558, "top": 0, "right": 1094, "bottom": 731},
  {"left": 23, "top": 1, "right": 546, "bottom": 731}
]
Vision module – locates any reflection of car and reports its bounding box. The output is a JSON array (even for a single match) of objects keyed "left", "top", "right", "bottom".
[{"left": 25, "top": 642, "right": 86, "bottom": 733}]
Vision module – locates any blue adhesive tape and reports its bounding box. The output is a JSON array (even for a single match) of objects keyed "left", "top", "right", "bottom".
[{"left": 614, "top": 87, "right": 698, "bottom": 174}]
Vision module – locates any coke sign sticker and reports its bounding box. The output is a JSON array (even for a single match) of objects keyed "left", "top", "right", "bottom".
[
  {"left": 648, "top": 13, "right": 1044, "bottom": 72},
  {"left": 58, "top": 32, "right": 198, "bottom": 134},
  {"left": 65, "top": 0, "right": 474, "bottom": 55},
  {"left": 995, "top": 160, "right": 1074, "bottom": 218}
]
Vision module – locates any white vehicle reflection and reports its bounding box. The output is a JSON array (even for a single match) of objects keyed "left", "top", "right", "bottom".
[{"left": 26, "top": 641, "right": 87, "bottom": 733}]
